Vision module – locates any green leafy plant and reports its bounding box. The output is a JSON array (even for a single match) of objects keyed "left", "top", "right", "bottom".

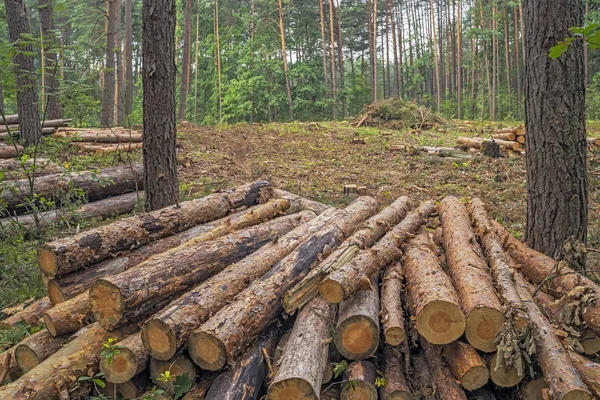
[
  {"left": 375, "top": 376, "right": 387, "bottom": 388},
  {"left": 333, "top": 360, "right": 348, "bottom": 379},
  {"left": 100, "top": 337, "right": 123, "bottom": 366},
  {"left": 549, "top": 23, "right": 600, "bottom": 59}
]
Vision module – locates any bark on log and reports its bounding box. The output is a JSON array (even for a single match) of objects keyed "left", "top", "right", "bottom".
[
  {"left": 0, "top": 144, "right": 24, "bottom": 159},
  {"left": 73, "top": 142, "right": 143, "bottom": 154},
  {"left": 53, "top": 131, "right": 143, "bottom": 143},
  {"left": 96, "top": 373, "right": 149, "bottom": 400},
  {"left": 587, "top": 138, "right": 600, "bottom": 147},
  {"left": 100, "top": 331, "right": 148, "bottom": 383},
  {"left": 440, "top": 196, "right": 505, "bottom": 352},
  {"left": 38, "top": 180, "right": 271, "bottom": 278},
  {"left": 491, "top": 220, "right": 600, "bottom": 337},
  {"left": 334, "top": 274, "right": 379, "bottom": 360},
  {"left": 3, "top": 164, "right": 143, "bottom": 214},
  {"left": 182, "top": 374, "right": 217, "bottom": 399},
  {"left": 0, "top": 323, "right": 135, "bottom": 399},
  {"left": 91, "top": 207, "right": 298, "bottom": 330},
  {"left": 568, "top": 351, "right": 600, "bottom": 398},
  {"left": 271, "top": 188, "right": 331, "bottom": 215},
  {"left": 0, "top": 118, "right": 70, "bottom": 129},
  {"left": 9, "top": 128, "right": 56, "bottom": 138},
  {"left": 492, "top": 132, "right": 517, "bottom": 141},
  {"left": 381, "top": 262, "right": 407, "bottom": 346},
  {"left": 187, "top": 197, "right": 378, "bottom": 371},
  {"left": 419, "top": 336, "right": 468, "bottom": 400},
  {"left": 285, "top": 196, "right": 412, "bottom": 313},
  {"left": 341, "top": 360, "right": 378, "bottom": 400},
  {"left": 42, "top": 291, "right": 92, "bottom": 336},
  {"left": 521, "top": 378, "right": 550, "bottom": 400},
  {"left": 0, "top": 349, "right": 20, "bottom": 384},
  {"left": 486, "top": 352, "right": 524, "bottom": 388},
  {"left": 46, "top": 205, "right": 271, "bottom": 304},
  {"left": 149, "top": 354, "right": 197, "bottom": 391},
  {"left": 209, "top": 326, "right": 278, "bottom": 400},
  {"left": 411, "top": 351, "right": 435, "bottom": 399},
  {"left": 0, "top": 158, "right": 61, "bottom": 178},
  {"left": 456, "top": 137, "right": 523, "bottom": 151},
  {"left": 14, "top": 329, "right": 69, "bottom": 373},
  {"left": 141, "top": 210, "right": 328, "bottom": 361},
  {"left": 442, "top": 341, "right": 489, "bottom": 391},
  {"left": 0, "top": 297, "right": 51, "bottom": 329},
  {"left": 0, "top": 115, "right": 19, "bottom": 125},
  {"left": 514, "top": 273, "right": 592, "bottom": 399},
  {"left": 381, "top": 345, "right": 413, "bottom": 400},
  {"left": 319, "top": 200, "right": 436, "bottom": 304},
  {"left": 403, "top": 232, "right": 466, "bottom": 345},
  {"left": 267, "top": 296, "right": 334, "bottom": 400}
]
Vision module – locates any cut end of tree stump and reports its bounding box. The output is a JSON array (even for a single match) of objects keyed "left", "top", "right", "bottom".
[
  {"left": 188, "top": 331, "right": 227, "bottom": 371},
  {"left": 580, "top": 331, "right": 600, "bottom": 355},
  {"left": 522, "top": 378, "right": 549, "bottom": 400},
  {"left": 334, "top": 315, "right": 379, "bottom": 360},
  {"left": 99, "top": 346, "right": 140, "bottom": 383},
  {"left": 488, "top": 352, "right": 524, "bottom": 388},
  {"left": 42, "top": 313, "right": 58, "bottom": 337},
  {"left": 14, "top": 344, "right": 40, "bottom": 373},
  {"left": 384, "top": 326, "right": 406, "bottom": 347},
  {"left": 267, "top": 378, "right": 319, "bottom": 400},
  {"left": 46, "top": 280, "right": 68, "bottom": 305},
  {"left": 149, "top": 355, "right": 197, "bottom": 391},
  {"left": 465, "top": 307, "right": 505, "bottom": 352},
  {"left": 562, "top": 390, "right": 593, "bottom": 400},
  {"left": 416, "top": 300, "right": 466, "bottom": 345},
  {"left": 461, "top": 365, "right": 490, "bottom": 391},
  {"left": 141, "top": 319, "right": 177, "bottom": 361},
  {"left": 89, "top": 279, "right": 124, "bottom": 330},
  {"left": 37, "top": 246, "right": 58, "bottom": 278},
  {"left": 318, "top": 278, "right": 345, "bottom": 304},
  {"left": 97, "top": 381, "right": 139, "bottom": 400}
]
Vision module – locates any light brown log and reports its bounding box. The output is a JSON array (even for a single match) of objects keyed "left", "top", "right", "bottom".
[
  {"left": 267, "top": 296, "right": 333, "bottom": 400},
  {"left": 14, "top": 329, "right": 69, "bottom": 373},
  {"left": 341, "top": 360, "right": 378, "bottom": 400},
  {"left": 487, "top": 352, "right": 524, "bottom": 388},
  {"left": 0, "top": 118, "right": 71, "bottom": 132},
  {"left": 149, "top": 354, "right": 197, "bottom": 391},
  {"left": 419, "top": 336, "right": 467, "bottom": 400},
  {"left": 491, "top": 220, "right": 600, "bottom": 336},
  {"left": 468, "top": 198, "right": 528, "bottom": 330},
  {"left": 456, "top": 137, "right": 522, "bottom": 151},
  {"left": 90, "top": 206, "right": 297, "bottom": 330},
  {"left": 0, "top": 297, "right": 51, "bottom": 329},
  {"left": 381, "top": 262, "right": 406, "bottom": 346},
  {"left": 10, "top": 127, "right": 56, "bottom": 137},
  {"left": 381, "top": 345, "right": 413, "bottom": 400},
  {"left": 319, "top": 200, "right": 436, "bottom": 304},
  {"left": 587, "top": 138, "right": 600, "bottom": 147},
  {"left": 0, "top": 348, "right": 20, "bottom": 384},
  {"left": 568, "top": 351, "right": 600, "bottom": 397},
  {"left": 403, "top": 232, "right": 466, "bottom": 345},
  {"left": 285, "top": 196, "right": 412, "bottom": 314},
  {"left": 334, "top": 274, "right": 379, "bottom": 360},
  {"left": 516, "top": 135, "right": 526, "bottom": 144},
  {"left": 46, "top": 205, "right": 269, "bottom": 304},
  {"left": 0, "top": 144, "right": 24, "bottom": 159},
  {"left": 100, "top": 331, "right": 148, "bottom": 383},
  {"left": 73, "top": 142, "right": 143, "bottom": 154},
  {"left": 522, "top": 378, "right": 550, "bottom": 400},
  {"left": 440, "top": 196, "right": 505, "bottom": 352},
  {"left": 442, "top": 341, "right": 489, "bottom": 391},
  {"left": 38, "top": 180, "right": 271, "bottom": 278},
  {"left": 271, "top": 188, "right": 331, "bottom": 215},
  {"left": 141, "top": 210, "right": 330, "bottom": 361},
  {"left": 0, "top": 323, "right": 135, "bottom": 398},
  {"left": 514, "top": 273, "right": 592, "bottom": 400},
  {"left": 53, "top": 131, "right": 143, "bottom": 143},
  {"left": 188, "top": 197, "right": 378, "bottom": 371},
  {"left": 42, "top": 291, "right": 93, "bottom": 336},
  {"left": 492, "top": 132, "right": 516, "bottom": 141},
  {"left": 0, "top": 158, "right": 61, "bottom": 178},
  {"left": 0, "top": 299, "right": 36, "bottom": 320}
]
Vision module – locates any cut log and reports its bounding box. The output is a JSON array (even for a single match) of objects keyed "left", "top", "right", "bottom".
[
  {"left": 271, "top": 188, "right": 331, "bottom": 215},
  {"left": 149, "top": 354, "right": 197, "bottom": 391},
  {"left": 11, "top": 127, "right": 56, "bottom": 137},
  {"left": 334, "top": 274, "right": 379, "bottom": 360},
  {"left": 0, "top": 349, "right": 20, "bottom": 384},
  {"left": 14, "top": 329, "right": 69, "bottom": 373},
  {"left": 381, "top": 345, "right": 413, "bottom": 400},
  {"left": 0, "top": 297, "right": 51, "bottom": 329},
  {"left": 468, "top": 198, "right": 527, "bottom": 330},
  {"left": 208, "top": 326, "right": 278, "bottom": 400},
  {"left": 182, "top": 374, "right": 217, "bottom": 399},
  {"left": 0, "top": 144, "right": 24, "bottom": 159},
  {"left": 285, "top": 196, "right": 412, "bottom": 314},
  {"left": 90, "top": 207, "right": 299, "bottom": 330},
  {"left": 491, "top": 220, "right": 600, "bottom": 337},
  {"left": 38, "top": 180, "right": 271, "bottom": 278},
  {"left": 2, "top": 164, "right": 144, "bottom": 214},
  {"left": 0, "top": 117, "right": 70, "bottom": 128},
  {"left": 442, "top": 341, "right": 489, "bottom": 391},
  {"left": 42, "top": 291, "right": 92, "bottom": 336},
  {"left": 514, "top": 273, "right": 592, "bottom": 400},
  {"left": 141, "top": 210, "right": 330, "bottom": 361},
  {"left": 0, "top": 323, "right": 135, "bottom": 398},
  {"left": 515, "top": 135, "right": 526, "bottom": 144},
  {"left": 587, "top": 138, "right": 600, "bottom": 147},
  {"left": 0, "top": 115, "right": 20, "bottom": 125},
  {"left": 319, "top": 200, "right": 437, "bottom": 304},
  {"left": 267, "top": 296, "right": 334, "bottom": 400},
  {"left": 72, "top": 142, "right": 143, "bottom": 154},
  {"left": 96, "top": 374, "right": 149, "bottom": 400},
  {"left": 341, "top": 360, "right": 378, "bottom": 400},
  {"left": 46, "top": 205, "right": 277, "bottom": 304},
  {"left": 100, "top": 331, "right": 148, "bottom": 383},
  {"left": 187, "top": 197, "right": 378, "bottom": 371},
  {"left": 419, "top": 336, "right": 468, "bottom": 400},
  {"left": 492, "top": 132, "right": 516, "bottom": 141},
  {"left": 521, "top": 378, "right": 550, "bottom": 400},
  {"left": 456, "top": 137, "right": 522, "bottom": 151},
  {"left": 0, "top": 158, "right": 61, "bottom": 178},
  {"left": 321, "top": 386, "right": 341, "bottom": 400},
  {"left": 439, "top": 196, "right": 505, "bottom": 352},
  {"left": 486, "top": 352, "right": 524, "bottom": 388},
  {"left": 53, "top": 131, "right": 143, "bottom": 143},
  {"left": 411, "top": 351, "right": 436, "bottom": 399},
  {"left": 381, "top": 262, "right": 407, "bottom": 346},
  {"left": 568, "top": 351, "right": 600, "bottom": 397},
  {"left": 403, "top": 232, "right": 466, "bottom": 345}
]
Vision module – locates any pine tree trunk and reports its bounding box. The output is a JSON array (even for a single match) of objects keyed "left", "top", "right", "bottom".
[
  {"left": 568, "top": 351, "right": 600, "bottom": 398},
  {"left": 115, "top": 0, "right": 125, "bottom": 126},
  {"left": 39, "top": 0, "right": 61, "bottom": 120},
  {"left": 101, "top": 0, "right": 117, "bottom": 127},
  {"left": 124, "top": 0, "right": 133, "bottom": 118},
  {"left": 319, "top": 0, "right": 328, "bottom": 87},
  {"left": 278, "top": 0, "right": 294, "bottom": 121},
  {"left": 177, "top": 0, "right": 192, "bottom": 121}
]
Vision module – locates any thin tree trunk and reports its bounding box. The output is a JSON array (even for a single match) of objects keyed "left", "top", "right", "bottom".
[
  {"left": 391, "top": 0, "right": 400, "bottom": 97},
  {"left": 491, "top": 1, "right": 497, "bottom": 120},
  {"left": 193, "top": 1, "right": 199, "bottom": 122},
  {"left": 215, "top": 0, "right": 222, "bottom": 122},
  {"left": 430, "top": 0, "right": 441, "bottom": 111},
  {"left": 115, "top": 0, "right": 125, "bottom": 126},
  {"left": 335, "top": 0, "right": 345, "bottom": 117},
  {"left": 278, "top": 0, "right": 294, "bottom": 121},
  {"left": 319, "top": 0, "right": 328, "bottom": 87},
  {"left": 101, "top": 0, "right": 117, "bottom": 127},
  {"left": 39, "top": 0, "right": 61, "bottom": 120},
  {"left": 328, "top": 0, "right": 337, "bottom": 120},
  {"left": 457, "top": 0, "right": 462, "bottom": 119},
  {"left": 177, "top": 0, "right": 192, "bottom": 121},
  {"left": 124, "top": 0, "right": 133, "bottom": 119}
]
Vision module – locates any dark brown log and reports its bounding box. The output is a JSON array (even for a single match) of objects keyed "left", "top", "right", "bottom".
[
  {"left": 381, "top": 345, "right": 413, "bottom": 400},
  {"left": 38, "top": 180, "right": 271, "bottom": 278},
  {"left": 100, "top": 331, "right": 147, "bottom": 383},
  {"left": 341, "top": 360, "right": 378, "bottom": 400},
  {"left": 209, "top": 326, "right": 278, "bottom": 400},
  {"left": 267, "top": 296, "right": 334, "bottom": 400},
  {"left": 568, "top": 351, "right": 600, "bottom": 397},
  {"left": 0, "top": 297, "right": 51, "bottom": 329},
  {"left": 0, "top": 349, "right": 20, "bottom": 384},
  {"left": 442, "top": 341, "right": 489, "bottom": 391},
  {"left": 149, "top": 354, "right": 197, "bottom": 391},
  {"left": 420, "top": 336, "right": 468, "bottom": 400},
  {"left": 91, "top": 206, "right": 297, "bottom": 330},
  {"left": 14, "top": 329, "right": 69, "bottom": 373},
  {"left": 73, "top": 142, "right": 143, "bottom": 154},
  {"left": 319, "top": 200, "right": 436, "bottom": 304},
  {"left": 182, "top": 373, "right": 217, "bottom": 399},
  {"left": 285, "top": 196, "right": 411, "bottom": 314},
  {"left": 381, "top": 262, "right": 406, "bottom": 346},
  {"left": 53, "top": 130, "right": 143, "bottom": 143},
  {"left": 270, "top": 188, "right": 331, "bottom": 215},
  {"left": 0, "top": 143, "right": 24, "bottom": 159},
  {"left": 334, "top": 274, "right": 379, "bottom": 360},
  {"left": 403, "top": 233, "right": 466, "bottom": 345},
  {"left": 187, "top": 197, "right": 378, "bottom": 371},
  {"left": 411, "top": 351, "right": 435, "bottom": 399},
  {"left": 486, "top": 352, "right": 524, "bottom": 388},
  {"left": 514, "top": 273, "right": 592, "bottom": 399},
  {"left": 439, "top": 196, "right": 505, "bottom": 352},
  {"left": 141, "top": 210, "right": 328, "bottom": 361},
  {"left": 321, "top": 385, "right": 341, "bottom": 400}
]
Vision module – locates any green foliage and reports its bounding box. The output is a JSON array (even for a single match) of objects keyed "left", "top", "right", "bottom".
[
  {"left": 100, "top": 337, "right": 123, "bottom": 366},
  {"left": 333, "top": 360, "right": 348, "bottom": 378}
]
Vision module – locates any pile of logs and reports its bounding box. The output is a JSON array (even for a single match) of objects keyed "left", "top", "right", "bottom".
[
  {"left": 53, "top": 127, "right": 143, "bottom": 155},
  {"left": 0, "top": 117, "right": 72, "bottom": 140},
  {"left": 3, "top": 183, "right": 600, "bottom": 400}
]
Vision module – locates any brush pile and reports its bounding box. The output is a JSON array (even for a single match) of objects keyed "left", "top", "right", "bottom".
[
  {"left": 2, "top": 182, "right": 600, "bottom": 400},
  {"left": 354, "top": 98, "right": 446, "bottom": 130}
]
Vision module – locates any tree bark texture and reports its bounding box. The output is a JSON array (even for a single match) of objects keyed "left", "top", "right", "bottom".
[
  {"left": 568, "top": 351, "right": 600, "bottom": 398},
  {"left": 101, "top": 0, "right": 117, "bottom": 127},
  {"left": 442, "top": 341, "right": 489, "bottom": 391},
  {"left": 381, "top": 345, "right": 412, "bottom": 400},
  {"left": 14, "top": 329, "right": 69, "bottom": 373},
  {"left": 42, "top": 291, "right": 92, "bottom": 336},
  {"left": 177, "top": 0, "right": 192, "bottom": 121},
  {"left": 420, "top": 336, "right": 468, "bottom": 400},
  {"left": 57, "top": 132, "right": 143, "bottom": 143},
  {"left": 124, "top": 0, "right": 133, "bottom": 117},
  {"left": 0, "top": 297, "right": 51, "bottom": 329},
  {"left": 39, "top": 0, "right": 61, "bottom": 120},
  {"left": 381, "top": 261, "right": 406, "bottom": 346},
  {"left": 341, "top": 360, "right": 378, "bottom": 400},
  {"left": 0, "top": 143, "right": 25, "bottom": 159},
  {"left": 270, "top": 188, "right": 331, "bottom": 215},
  {"left": 0, "top": 349, "right": 20, "bottom": 384}
]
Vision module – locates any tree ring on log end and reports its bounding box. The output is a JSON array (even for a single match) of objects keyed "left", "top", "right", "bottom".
[
  {"left": 188, "top": 331, "right": 227, "bottom": 371},
  {"left": 141, "top": 319, "right": 176, "bottom": 360},
  {"left": 267, "top": 378, "right": 319, "bottom": 400},
  {"left": 99, "top": 347, "right": 139, "bottom": 383},
  {"left": 319, "top": 279, "right": 345, "bottom": 304},
  {"left": 42, "top": 313, "right": 58, "bottom": 337},
  {"left": 97, "top": 382, "right": 139, "bottom": 400},
  {"left": 416, "top": 300, "right": 465, "bottom": 345},
  {"left": 465, "top": 307, "right": 505, "bottom": 352},
  {"left": 562, "top": 390, "right": 592, "bottom": 400},
  {"left": 47, "top": 280, "right": 67, "bottom": 305},
  {"left": 384, "top": 326, "right": 406, "bottom": 347},
  {"left": 14, "top": 344, "right": 40, "bottom": 373},
  {"left": 461, "top": 365, "right": 490, "bottom": 391},
  {"left": 341, "top": 381, "right": 377, "bottom": 400},
  {"left": 89, "top": 279, "right": 124, "bottom": 330},
  {"left": 335, "top": 315, "right": 379, "bottom": 360},
  {"left": 149, "top": 355, "right": 198, "bottom": 391},
  {"left": 38, "top": 246, "right": 58, "bottom": 278},
  {"left": 488, "top": 352, "right": 524, "bottom": 388}
]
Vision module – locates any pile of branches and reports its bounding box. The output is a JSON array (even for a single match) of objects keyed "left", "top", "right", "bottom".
[
  {"left": 353, "top": 98, "right": 446, "bottom": 130},
  {"left": 2, "top": 181, "right": 600, "bottom": 400}
]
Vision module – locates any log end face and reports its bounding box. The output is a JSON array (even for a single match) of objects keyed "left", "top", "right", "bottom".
[
  {"left": 89, "top": 280, "right": 124, "bottom": 331},
  {"left": 14, "top": 344, "right": 40, "bottom": 373},
  {"left": 335, "top": 317, "right": 379, "bottom": 361},
  {"left": 267, "top": 378, "right": 319, "bottom": 400},
  {"left": 42, "top": 313, "right": 58, "bottom": 337},
  {"left": 384, "top": 327, "right": 406, "bottom": 347},
  {"left": 188, "top": 331, "right": 227, "bottom": 371},
  {"left": 142, "top": 319, "right": 176, "bottom": 361},
  {"left": 465, "top": 307, "right": 505, "bottom": 352},
  {"left": 341, "top": 381, "right": 377, "bottom": 400},
  {"left": 319, "top": 279, "right": 345, "bottom": 304},
  {"left": 461, "top": 365, "right": 490, "bottom": 391},
  {"left": 38, "top": 246, "right": 58, "bottom": 278},
  {"left": 489, "top": 353, "right": 524, "bottom": 388},
  {"left": 416, "top": 300, "right": 466, "bottom": 345},
  {"left": 99, "top": 347, "right": 139, "bottom": 384},
  {"left": 562, "top": 391, "right": 592, "bottom": 400},
  {"left": 580, "top": 331, "right": 600, "bottom": 355},
  {"left": 150, "top": 356, "right": 197, "bottom": 391},
  {"left": 47, "top": 280, "right": 68, "bottom": 305}
]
